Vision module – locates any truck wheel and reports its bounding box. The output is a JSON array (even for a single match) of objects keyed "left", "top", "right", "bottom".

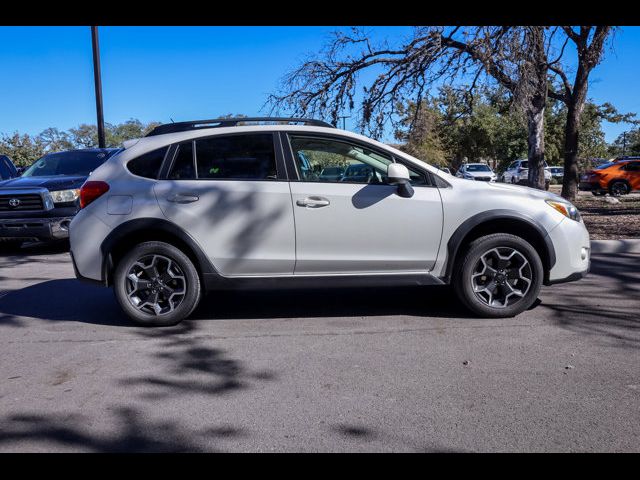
[
  {"left": 453, "top": 233, "right": 543, "bottom": 318},
  {"left": 113, "top": 241, "right": 202, "bottom": 327}
]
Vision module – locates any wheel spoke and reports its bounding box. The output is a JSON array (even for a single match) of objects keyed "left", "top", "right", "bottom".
[
  {"left": 125, "top": 253, "right": 187, "bottom": 316},
  {"left": 471, "top": 246, "right": 533, "bottom": 309}
]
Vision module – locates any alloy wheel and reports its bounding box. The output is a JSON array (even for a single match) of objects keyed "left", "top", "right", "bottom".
[
  {"left": 125, "top": 254, "right": 187, "bottom": 316},
  {"left": 471, "top": 247, "right": 532, "bottom": 309}
]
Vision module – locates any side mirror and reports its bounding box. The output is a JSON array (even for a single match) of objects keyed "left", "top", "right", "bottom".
[{"left": 387, "top": 163, "right": 414, "bottom": 198}]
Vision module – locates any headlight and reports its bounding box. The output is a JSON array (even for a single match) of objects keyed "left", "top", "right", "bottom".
[
  {"left": 546, "top": 199, "right": 581, "bottom": 222},
  {"left": 50, "top": 188, "right": 80, "bottom": 204}
]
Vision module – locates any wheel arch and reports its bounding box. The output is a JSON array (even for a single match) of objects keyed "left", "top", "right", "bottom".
[
  {"left": 443, "top": 210, "right": 556, "bottom": 284},
  {"left": 100, "top": 218, "right": 217, "bottom": 287}
]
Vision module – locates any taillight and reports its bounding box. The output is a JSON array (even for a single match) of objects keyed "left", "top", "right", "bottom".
[{"left": 80, "top": 181, "right": 109, "bottom": 209}]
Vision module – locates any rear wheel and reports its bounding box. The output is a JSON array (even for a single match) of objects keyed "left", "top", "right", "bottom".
[
  {"left": 453, "top": 233, "right": 543, "bottom": 318},
  {"left": 609, "top": 180, "right": 630, "bottom": 196},
  {"left": 114, "top": 241, "right": 201, "bottom": 326}
]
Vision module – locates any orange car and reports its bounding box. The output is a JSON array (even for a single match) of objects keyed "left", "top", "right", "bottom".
[{"left": 579, "top": 157, "right": 640, "bottom": 196}]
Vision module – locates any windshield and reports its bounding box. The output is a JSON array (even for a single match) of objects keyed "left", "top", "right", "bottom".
[
  {"left": 519, "top": 160, "right": 549, "bottom": 169},
  {"left": 22, "top": 150, "right": 113, "bottom": 177},
  {"left": 466, "top": 164, "right": 492, "bottom": 172}
]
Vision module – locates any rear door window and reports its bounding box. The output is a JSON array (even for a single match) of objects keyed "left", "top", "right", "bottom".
[{"left": 195, "top": 134, "right": 277, "bottom": 180}]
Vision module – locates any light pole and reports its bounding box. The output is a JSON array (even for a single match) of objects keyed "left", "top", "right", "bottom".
[{"left": 91, "top": 26, "right": 106, "bottom": 149}]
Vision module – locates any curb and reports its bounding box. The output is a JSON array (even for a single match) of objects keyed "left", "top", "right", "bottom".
[{"left": 591, "top": 239, "right": 640, "bottom": 254}]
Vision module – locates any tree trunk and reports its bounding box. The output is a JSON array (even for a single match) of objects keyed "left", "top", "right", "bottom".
[
  {"left": 561, "top": 70, "right": 589, "bottom": 202},
  {"left": 526, "top": 100, "right": 546, "bottom": 190},
  {"left": 561, "top": 104, "right": 581, "bottom": 201}
]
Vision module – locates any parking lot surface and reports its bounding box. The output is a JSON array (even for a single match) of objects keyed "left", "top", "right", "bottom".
[{"left": 0, "top": 244, "right": 639, "bottom": 452}]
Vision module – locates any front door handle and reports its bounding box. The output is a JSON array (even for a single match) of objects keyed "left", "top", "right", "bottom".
[
  {"left": 296, "top": 196, "right": 330, "bottom": 208},
  {"left": 167, "top": 193, "right": 200, "bottom": 204}
]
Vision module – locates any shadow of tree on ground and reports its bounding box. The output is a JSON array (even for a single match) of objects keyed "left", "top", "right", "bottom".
[{"left": 0, "top": 407, "right": 247, "bottom": 452}]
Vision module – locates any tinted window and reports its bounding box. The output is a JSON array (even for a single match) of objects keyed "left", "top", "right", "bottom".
[
  {"left": 0, "top": 157, "right": 12, "bottom": 179},
  {"left": 195, "top": 134, "right": 276, "bottom": 180},
  {"left": 22, "top": 150, "right": 113, "bottom": 177},
  {"left": 624, "top": 162, "right": 640, "bottom": 172},
  {"left": 168, "top": 142, "right": 195, "bottom": 180},
  {"left": 127, "top": 147, "right": 168, "bottom": 179}
]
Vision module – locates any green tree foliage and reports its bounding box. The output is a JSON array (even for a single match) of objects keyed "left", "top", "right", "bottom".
[
  {"left": 0, "top": 133, "right": 46, "bottom": 167},
  {"left": 0, "top": 119, "right": 161, "bottom": 167},
  {"left": 609, "top": 129, "right": 640, "bottom": 157},
  {"left": 394, "top": 86, "right": 528, "bottom": 172},
  {"left": 393, "top": 86, "right": 613, "bottom": 173}
]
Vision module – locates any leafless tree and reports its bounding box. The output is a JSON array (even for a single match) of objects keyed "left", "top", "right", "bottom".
[
  {"left": 548, "top": 26, "right": 614, "bottom": 200},
  {"left": 268, "top": 26, "right": 559, "bottom": 190}
]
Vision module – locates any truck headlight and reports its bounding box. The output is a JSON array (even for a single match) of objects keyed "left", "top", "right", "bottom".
[
  {"left": 50, "top": 189, "right": 80, "bottom": 204},
  {"left": 546, "top": 199, "right": 581, "bottom": 222}
]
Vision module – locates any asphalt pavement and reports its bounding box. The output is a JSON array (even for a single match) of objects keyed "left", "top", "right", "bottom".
[{"left": 0, "top": 244, "right": 638, "bottom": 452}]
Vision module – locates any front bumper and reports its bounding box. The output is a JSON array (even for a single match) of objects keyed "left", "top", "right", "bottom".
[
  {"left": 545, "top": 217, "right": 591, "bottom": 285},
  {"left": 0, "top": 216, "right": 73, "bottom": 241}
]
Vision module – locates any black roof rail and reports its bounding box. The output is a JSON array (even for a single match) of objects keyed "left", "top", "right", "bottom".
[{"left": 145, "top": 117, "right": 335, "bottom": 137}]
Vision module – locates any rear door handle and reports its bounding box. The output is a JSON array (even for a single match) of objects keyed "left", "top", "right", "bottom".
[
  {"left": 167, "top": 193, "right": 200, "bottom": 204},
  {"left": 296, "top": 196, "right": 330, "bottom": 208}
]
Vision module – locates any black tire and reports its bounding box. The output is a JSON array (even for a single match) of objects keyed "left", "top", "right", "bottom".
[
  {"left": 453, "top": 233, "right": 543, "bottom": 318},
  {"left": 113, "top": 241, "right": 201, "bottom": 326},
  {"left": 0, "top": 239, "right": 23, "bottom": 251},
  {"left": 609, "top": 180, "right": 630, "bottom": 197}
]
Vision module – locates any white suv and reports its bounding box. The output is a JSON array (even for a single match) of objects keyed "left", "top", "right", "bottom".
[
  {"left": 455, "top": 163, "right": 497, "bottom": 182},
  {"left": 502, "top": 159, "right": 552, "bottom": 190},
  {"left": 69, "top": 118, "right": 590, "bottom": 326}
]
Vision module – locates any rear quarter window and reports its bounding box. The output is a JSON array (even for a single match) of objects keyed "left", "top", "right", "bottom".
[{"left": 127, "top": 147, "right": 169, "bottom": 179}]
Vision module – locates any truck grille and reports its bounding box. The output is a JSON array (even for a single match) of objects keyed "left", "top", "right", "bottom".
[
  {"left": 475, "top": 176, "right": 492, "bottom": 181},
  {"left": 0, "top": 193, "right": 44, "bottom": 211}
]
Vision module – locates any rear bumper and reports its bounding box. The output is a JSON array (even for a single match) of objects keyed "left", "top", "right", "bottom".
[
  {"left": 579, "top": 181, "right": 602, "bottom": 191},
  {"left": 0, "top": 216, "right": 73, "bottom": 241}
]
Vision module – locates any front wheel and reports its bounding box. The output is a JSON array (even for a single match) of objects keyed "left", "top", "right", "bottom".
[
  {"left": 113, "top": 241, "right": 202, "bottom": 326},
  {"left": 453, "top": 233, "right": 543, "bottom": 318}
]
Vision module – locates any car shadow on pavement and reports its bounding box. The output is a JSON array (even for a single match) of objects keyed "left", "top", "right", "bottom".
[
  {"left": 0, "top": 278, "right": 475, "bottom": 327},
  {"left": 0, "top": 279, "right": 131, "bottom": 327}
]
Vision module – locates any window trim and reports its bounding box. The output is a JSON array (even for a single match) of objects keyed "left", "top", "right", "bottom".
[
  {"left": 281, "top": 132, "right": 434, "bottom": 187},
  {"left": 159, "top": 131, "right": 286, "bottom": 182}
]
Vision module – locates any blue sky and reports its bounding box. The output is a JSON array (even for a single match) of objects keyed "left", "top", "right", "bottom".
[{"left": 0, "top": 26, "right": 638, "bottom": 143}]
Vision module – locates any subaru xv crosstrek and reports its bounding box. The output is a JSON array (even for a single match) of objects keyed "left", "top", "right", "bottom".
[{"left": 69, "top": 118, "right": 590, "bottom": 326}]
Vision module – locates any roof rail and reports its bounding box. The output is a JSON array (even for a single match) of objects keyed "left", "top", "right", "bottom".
[{"left": 145, "top": 117, "right": 335, "bottom": 137}]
